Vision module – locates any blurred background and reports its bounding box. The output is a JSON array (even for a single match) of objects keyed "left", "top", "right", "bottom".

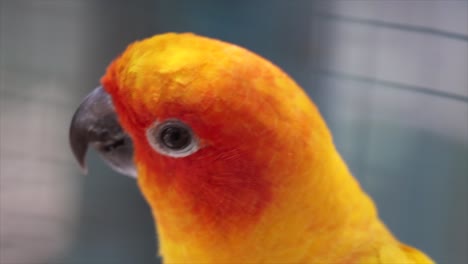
[{"left": 1, "top": 0, "right": 467, "bottom": 263}]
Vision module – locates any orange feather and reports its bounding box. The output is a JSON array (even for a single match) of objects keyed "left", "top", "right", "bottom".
[{"left": 101, "top": 33, "right": 434, "bottom": 263}]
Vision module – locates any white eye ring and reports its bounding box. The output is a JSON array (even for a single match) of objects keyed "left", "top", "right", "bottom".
[{"left": 146, "top": 119, "right": 199, "bottom": 158}]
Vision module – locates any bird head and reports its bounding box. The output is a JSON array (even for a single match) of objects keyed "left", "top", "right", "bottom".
[{"left": 70, "top": 33, "right": 376, "bottom": 262}]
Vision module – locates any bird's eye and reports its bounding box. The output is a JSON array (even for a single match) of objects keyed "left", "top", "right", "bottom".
[{"left": 146, "top": 119, "right": 199, "bottom": 158}]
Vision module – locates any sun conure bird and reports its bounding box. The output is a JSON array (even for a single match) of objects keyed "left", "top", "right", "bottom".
[{"left": 69, "top": 33, "right": 434, "bottom": 264}]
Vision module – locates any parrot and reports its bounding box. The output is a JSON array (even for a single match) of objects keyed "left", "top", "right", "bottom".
[{"left": 69, "top": 33, "right": 434, "bottom": 264}]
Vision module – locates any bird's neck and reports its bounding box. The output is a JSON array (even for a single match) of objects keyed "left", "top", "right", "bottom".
[{"left": 138, "top": 147, "right": 391, "bottom": 263}]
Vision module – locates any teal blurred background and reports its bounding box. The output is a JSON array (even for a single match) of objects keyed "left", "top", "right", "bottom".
[{"left": 1, "top": 0, "right": 466, "bottom": 263}]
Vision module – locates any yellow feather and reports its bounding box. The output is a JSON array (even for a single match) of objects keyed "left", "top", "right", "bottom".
[{"left": 102, "top": 33, "right": 435, "bottom": 264}]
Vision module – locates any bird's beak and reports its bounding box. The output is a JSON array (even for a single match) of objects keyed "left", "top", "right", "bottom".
[{"left": 69, "top": 86, "right": 136, "bottom": 178}]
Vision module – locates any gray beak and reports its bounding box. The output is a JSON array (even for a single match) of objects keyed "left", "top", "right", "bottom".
[{"left": 69, "top": 86, "right": 136, "bottom": 178}]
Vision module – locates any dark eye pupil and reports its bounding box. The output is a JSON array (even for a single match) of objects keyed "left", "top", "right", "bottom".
[{"left": 160, "top": 126, "right": 191, "bottom": 149}]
